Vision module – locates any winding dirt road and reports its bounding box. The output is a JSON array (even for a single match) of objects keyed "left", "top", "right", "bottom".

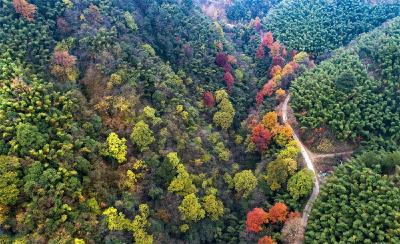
[{"left": 282, "top": 94, "right": 320, "bottom": 225}]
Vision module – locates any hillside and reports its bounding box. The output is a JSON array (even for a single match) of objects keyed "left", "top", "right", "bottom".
[{"left": 291, "top": 17, "right": 400, "bottom": 151}]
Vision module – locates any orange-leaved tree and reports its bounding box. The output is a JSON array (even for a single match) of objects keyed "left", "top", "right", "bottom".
[
  {"left": 13, "top": 0, "right": 36, "bottom": 21},
  {"left": 258, "top": 236, "right": 277, "bottom": 244},
  {"left": 245, "top": 208, "right": 269, "bottom": 233},
  {"left": 268, "top": 202, "right": 288, "bottom": 224}
]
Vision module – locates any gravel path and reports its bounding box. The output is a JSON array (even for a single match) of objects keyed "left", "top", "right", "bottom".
[{"left": 282, "top": 94, "right": 320, "bottom": 225}]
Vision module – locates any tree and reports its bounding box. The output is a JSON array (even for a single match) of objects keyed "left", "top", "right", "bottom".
[
  {"left": 103, "top": 204, "right": 153, "bottom": 244},
  {"left": 265, "top": 158, "right": 297, "bottom": 190},
  {"left": 287, "top": 169, "right": 314, "bottom": 200},
  {"left": 124, "top": 12, "right": 138, "bottom": 31},
  {"left": 0, "top": 156, "right": 20, "bottom": 206},
  {"left": 105, "top": 132, "right": 127, "bottom": 164},
  {"left": 215, "top": 52, "right": 228, "bottom": 67},
  {"left": 179, "top": 193, "right": 205, "bottom": 222},
  {"left": 277, "top": 140, "right": 300, "bottom": 160},
  {"left": 130, "top": 120, "right": 155, "bottom": 152},
  {"left": 213, "top": 93, "right": 235, "bottom": 129},
  {"left": 262, "top": 112, "right": 279, "bottom": 131},
  {"left": 233, "top": 170, "right": 258, "bottom": 198},
  {"left": 262, "top": 32, "right": 274, "bottom": 47},
  {"left": 256, "top": 45, "right": 265, "bottom": 59},
  {"left": 168, "top": 164, "right": 196, "bottom": 196},
  {"left": 258, "top": 236, "right": 277, "bottom": 244},
  {"left": 275, "top": 124, "right": 293, "bottom": 146},
  {"left": 269, "top": 42, "right": 281, "bottom": 57},
  {"left": 281, "top": 217, "right": 304, "bottom": 244},
  {"left": 13, "top": 0, "right": 36, "bottom": 21},
  {"left": 203, "top": 91, "right": 215, "bottom": 108},
  {"left": 51, "top": 49, "right": 78, "bottom": 83},
  {"left": 103, "top": 207, "right": 131, "bottom": 231},
  {"left": 142, "top": 106, "right": 161, "bottom": 125},
  {"left": 335, "top": 71, "right": 357, "bottom": 91},
  {"left": 15, "top": 123, "right": 47, "bottom": 155},
  {"left": 270, "top": 66, "right": 282, "bottom": 78},
  {"left": 251, "top": 124, "right": 272, "bottom": 152},
  {"left": 202, "top": 194, "right": 224, "bottom": 221},
  {"left": 224, "top": 72, "right": 235, "bottom": 91},
  {"left": 246, "top": 208, "right": 269, "bottom": 233},
  {"left": 268, "top": 202, "right": 288, "bottom": 224}
]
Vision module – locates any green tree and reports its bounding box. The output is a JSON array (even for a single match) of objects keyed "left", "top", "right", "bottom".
[
  {"left": 168, "top": 164, "right": 196, "bottom": 196},
  {"left": 124, "top": 12, "right": 138, "bottom": 31},
  {"left": 277, "top": 140, "right": 300, "bottom": 160},
  {"left": 130, "top": 120, "right": 155, "bottom": 152},
  {"left": 287, "top": 169, "right": 314, "bottom": 200},
  {"left": 103, "top": 204, "right": 153, "bottom": 244},
  {"left": 15, "top": 123, "right": 47, "bottom": 154},
  {"left": 178, "top": 193, "right": 205, "bottom": 222},
  {"left": 202, "top": 194, "right": 224, "bottom": 221},
  {"left": 233, "top": 170, "right": 258, "bottom": 197},
  {"left": 0, "top": 156, "right": 20, "bottom": 206},
  {"left": 104, "top": 132, "right": 127, "bottom": 164},
  {"left": 265, "top": 158, "right": 297, "bottom": 191},
  {"left": 213, "top": 90, "right": 235, "bottom": 130}
]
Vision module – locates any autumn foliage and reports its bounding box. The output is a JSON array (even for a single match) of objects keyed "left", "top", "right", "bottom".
[
  {"left": 224, "top": 72, "right": 234, "bottom": 91},
  {"left": 262, "top": 32, "right": 274, "bottom": 48},
  {"left": 203, "top": 91, "right": 215, "bottom": 108},
  {"left": 253, "top": 17, "right": 262, "bottom": 31},
  {"left": 268, "top": 202, "right": 288, "bottom": 223},
  {"left": 13, "top": 0, "right": 36, "bottom": 22},
  {"left": 215, "top": 52, "right": 228, "bottom": 67},
  {"left": 256, "top": 45, "right": 265, "bottom": 59},
  {"left": 245, "top": 208, "right": 269, "bottom": 233},
  {"left": 256, "top": 79, "right": 276, "bottom": 106},
  {"left": 51, "top": 49, "right": 78, "bottom": 83},
  {"left": 258, "top": 236, "right": 277, "bottom": 244},
  {"left": 53, "top": 50, "right": 77, "bottom": 67},
  {"left": 251, "top": 124, "right": 272, "bottom": 152}
]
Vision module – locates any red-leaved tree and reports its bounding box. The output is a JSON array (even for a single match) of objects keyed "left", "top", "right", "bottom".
[
  {"left": 268, "top": 202, "right": 288, "bottom": 224},
  {"left": 256, "top": 91, "right": 265, "bottom": 106},
  {"left": 203, "top": 91, "right": 215, "bottom": 108},
  {"left": 281, "top": 48, "right": 288, "bottom": 58},
  {"left": 215, "top": 52, "right": 228, "bottom": 67},
  {"left": 224, "top": 72, "right": 234, "bottom": 91},
  {"left": 262, "top": 32, "right": 274, "bottom": 48},
  {"left": 251, "top": 124, "right": 272, "bottom": 152},
  {"left": 13, "top": 0, "right": 36, "bottom": 21},
  {"left": 256, "top": 45, "right": 265, "bottom": 59},
  {"left": 253, "top": 17, "right": 262, "bottom": 31},
  {"left": 262, "top": 79, "right": 276, "bottom": 96},
  {"left": 272, "top": 56, "right": 285, "bottom": 67},
  {"left": 246, "top": 208, "right": 269, "bottom": 233},
  {"left": 269, "top": 42, "right": 281, "bottom": 57}
]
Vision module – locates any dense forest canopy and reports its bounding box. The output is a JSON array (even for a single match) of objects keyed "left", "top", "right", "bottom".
[
  {"left": 291, "top": 17, "right": 400, "bottom": 151},
  {"left": 0, "top": 0, "right": 399, "bottom": 243},
  {"left": 264, "top": 0, "right": 400, "bottom": 55},
  {"left": 306, "top": 151, "right": 400, "bottom": 243}
]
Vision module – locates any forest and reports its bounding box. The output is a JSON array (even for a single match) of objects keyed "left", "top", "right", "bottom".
[{"left": 0, "top": 0, "right": 399, "bottom": 243}]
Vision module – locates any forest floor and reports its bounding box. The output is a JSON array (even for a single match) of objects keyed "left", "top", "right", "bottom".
[{"left": 280, "top": 94, "right": 353, "bottom": 231}]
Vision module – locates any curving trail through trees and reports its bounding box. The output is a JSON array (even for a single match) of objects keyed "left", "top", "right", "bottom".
[
  {"left": 282, "top": 93, "right": 354, "bottom": 229},
  {"left": 281, "top": 94, "right": 320, "bottom": 226}
]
